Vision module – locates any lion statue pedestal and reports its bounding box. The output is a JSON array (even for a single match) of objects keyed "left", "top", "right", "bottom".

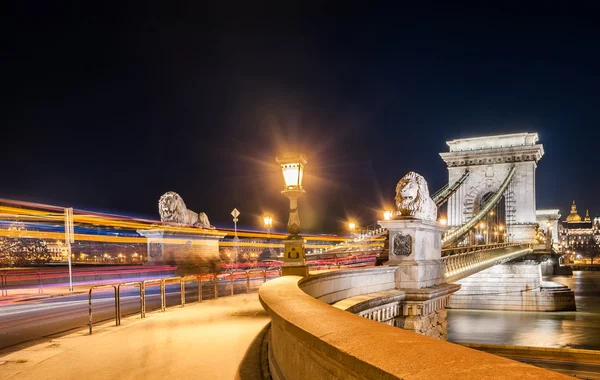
[
  {"left": 136, "top": 191, "right": 226, "bottom": 275},
  {"left": 378, "top": 171, "right": 448, "bottom": 289},
  {"left": 378, "top": 172, "right": 459, "bottom": 341},
  {"left": 137, "top": 229, "right": 227, "bottom": 274}
]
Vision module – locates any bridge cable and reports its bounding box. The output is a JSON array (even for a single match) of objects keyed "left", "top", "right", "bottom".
[{"left": 442, "top": 166, "right": 516, "bottom": 248}]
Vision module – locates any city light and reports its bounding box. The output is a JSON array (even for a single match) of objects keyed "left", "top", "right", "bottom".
[
  {"left": 348, "top": 222, "right": 356, "bottom": 232},
  {"left": 276, "top": 153, "right": 306, "bottom": 190},
  {"left": 263, "top": 215, "right": 273, "bottom": 229},
  {"left": 383, "top": 211, "right": 393, "bottom": 221},
  {"left": 439, "top": 218, "right": 447, "bottom": 226}
]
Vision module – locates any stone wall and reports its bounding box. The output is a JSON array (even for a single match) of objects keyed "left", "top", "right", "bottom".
[
  {"left": 448, "top": 262, "right": 576, "bottom": 311},
  {"left": 299, "top": 267, "right": 396, "bottom": 304},
  {"left": 259, "top": 274, "right": 571, "bottom": 380}
]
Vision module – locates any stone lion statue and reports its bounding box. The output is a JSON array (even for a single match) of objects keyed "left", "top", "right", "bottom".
[
  {"left": 394, "top": 172, "right": 437, "bottom": 221},
  {"left": 158, "top": 191, "right": 212, "bottom": 228}
]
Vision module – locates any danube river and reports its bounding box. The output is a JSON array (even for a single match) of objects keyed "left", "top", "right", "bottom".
[{"left": 447, "top": 271, "right": 600, "bottom": 349}]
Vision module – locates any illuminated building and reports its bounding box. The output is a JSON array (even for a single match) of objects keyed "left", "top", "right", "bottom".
[{"left": 558, "top": 201, "right": 600, "bottom": 258}]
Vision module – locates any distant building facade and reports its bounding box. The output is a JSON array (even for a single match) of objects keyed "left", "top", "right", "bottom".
[{"left": 558, "top": 201, "right": 600, "bottom": 257}]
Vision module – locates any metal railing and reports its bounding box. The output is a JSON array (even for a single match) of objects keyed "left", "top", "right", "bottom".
[
  {"left": 88, "top": 285, "right": 118, "bottom": 335},
  {"left": 442, "top": 244, "right": 532, "bottom": 283},
  {"left": 0, "top": 266, "right": 177, "bottom": 297},
  {"left": 87, "top": 269, "right": 281, "bottom": 334},
  {"left": 1, "top": 272, "right": 44, "bottom": 296},
  {"left": 441, "top": 243, "right": 520, "bottom": 257}
]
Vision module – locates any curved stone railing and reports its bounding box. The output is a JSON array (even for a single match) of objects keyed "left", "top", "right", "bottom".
[
  {"left": 299, "top": 266, "right": 396, "bottom": 304},
  {"left": 259, "top": 269, "right": 569, "bottom": 380},
  {"left": 443, "top": 244, "right": 533, "bottom": 283}
]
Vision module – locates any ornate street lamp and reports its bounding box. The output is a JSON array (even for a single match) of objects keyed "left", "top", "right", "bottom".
[
  {"left": 263, "top": 215, "right": 273, "bottom": 229},
  {"left": 276, "top": 153, "right": 308, "bottom": 276},
  {"left": 348, "top": 221, "right": 356, "bottom": 238}
]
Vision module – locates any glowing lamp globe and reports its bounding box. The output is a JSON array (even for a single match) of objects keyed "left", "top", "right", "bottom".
[
  {"left": 348, "top": 222, "right": 356, "bottom": 231},
  {"left": 276, "top": 153, "right": 307, "bottom": 191},
  {"left": 263, "top": 215, "right": 273, "bottom": 228},
  {"left": 383, "top": 211, "right": 393, "bottom": 221}
]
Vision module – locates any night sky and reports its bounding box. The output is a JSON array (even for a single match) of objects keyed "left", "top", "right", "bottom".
[{"left": 3, "top": 3, "right": 600, "bottom": 233}]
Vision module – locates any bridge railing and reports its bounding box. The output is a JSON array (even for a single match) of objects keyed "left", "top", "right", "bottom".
[
  {"left": 441, "top": 243, "right": 520, "bottom": 257},
  {"left": 443, "top": 243, "right": 533, "bottom": 283},
  {"left": 87, "top": 268, "right": 282, "bottom": 334},
  {"left": 259, "top": 271, "right": 566, "bottom": 379},
  {"left": 0, "top": 265, "right": 177, "bottom": 297}
]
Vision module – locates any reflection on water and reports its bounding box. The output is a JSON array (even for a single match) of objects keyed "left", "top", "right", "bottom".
[{"left": 447, "top": 271, "right": 600, "bottom": 349}]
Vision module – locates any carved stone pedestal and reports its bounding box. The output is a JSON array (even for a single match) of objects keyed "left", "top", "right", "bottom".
[
  {"left": 282, "top": 237, "right": 308, "bottom": 277},
  {"left": 137, "top": 229, "right": 227, "bottom": 274},
  {"left": 395, "top": 284, "right": 460, "bottom": 340},
  {"left": 378, "top": 218, "right": 447, "bottom": 289}
]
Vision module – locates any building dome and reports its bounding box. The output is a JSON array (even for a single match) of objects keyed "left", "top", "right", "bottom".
[{"left": 566, "top": 200, "right": 582, "bottom": 223}]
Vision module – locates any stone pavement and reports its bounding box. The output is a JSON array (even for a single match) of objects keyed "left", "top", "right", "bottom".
[{"left": 0, "top": 293, "right": 270, "bottom": 380}]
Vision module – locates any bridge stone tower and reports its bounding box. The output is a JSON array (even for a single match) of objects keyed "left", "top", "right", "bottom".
[{"left": 440, "top": 133, "right": 544, "bottom": 244}]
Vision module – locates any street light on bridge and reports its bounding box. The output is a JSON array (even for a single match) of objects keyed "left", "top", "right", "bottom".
[
  {"left": 383, "top": 210, "right": 393, "bottom": 221},
  {"left": 276, "top": 153, "right": 308, "bottom": 277},
  {"left": 348, "top": 221, "right": 356, "bottom": 237},
  {"left": 263, "top": 215, "right": 273, "bottom": 234}
]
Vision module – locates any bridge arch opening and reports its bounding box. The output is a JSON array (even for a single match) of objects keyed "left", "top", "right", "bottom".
[{"left": 471, "top": 191, "right": 506, "bottom": 245}]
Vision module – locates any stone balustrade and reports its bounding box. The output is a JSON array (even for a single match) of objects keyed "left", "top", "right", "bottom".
[
  {"left": 259, "top": 270, "right": 570, "bottom": 380},
  {"left": 443, "top": 244, "right": 532, "bottom": 283}
]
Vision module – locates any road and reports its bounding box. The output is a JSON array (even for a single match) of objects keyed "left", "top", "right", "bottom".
[{"left": 0, "top": 277, "right": 267, "bottom": 350}]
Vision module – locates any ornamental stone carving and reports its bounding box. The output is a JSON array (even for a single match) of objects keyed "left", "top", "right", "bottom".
[
  {"left": 158, "top": 191, "right": 212, "bottom": 228},
  {"left": 395, "top": 172, "right": 437, "bottom": 221},
  {"left": 393, "top": 234, "right": 412, "bottom": 257},
  {"left": 149, "top": 242, "right": 163, "bottom": 258}
]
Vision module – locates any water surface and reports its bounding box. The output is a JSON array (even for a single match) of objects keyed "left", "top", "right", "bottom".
[{"left": 447, "top": 271, "right": 600, "bottom": 349}]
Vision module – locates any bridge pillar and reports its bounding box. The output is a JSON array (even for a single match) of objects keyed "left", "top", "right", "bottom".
[
  {"left": 378, "top": 218, "right": 447, "bottom": 288},
  {"left": 440, "top": 132, "right": 544, "bottom": 245},
  {"left": 378, "top": 217, "right": 459, "bottom": 340}
]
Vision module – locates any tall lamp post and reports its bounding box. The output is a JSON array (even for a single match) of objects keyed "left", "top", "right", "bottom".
[
  {"left": 231, "top": 208, "right": 240, "bottom": 265},
  {"left": 263, "top": 215, "right": 273, "bottom": 236},
  {"left": 348, "top": 221, "right": 356, "bottom": 238},
  {"left": 276, "top": 153, "right": 308, "bottom": 276},
  {"left": 263, "top": 215, "right": 273, "bottom": 258}
]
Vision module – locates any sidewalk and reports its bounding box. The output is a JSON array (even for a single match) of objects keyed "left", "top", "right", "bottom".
[{"left": 0, "top": 293, "right": 270, "bottom": 380}]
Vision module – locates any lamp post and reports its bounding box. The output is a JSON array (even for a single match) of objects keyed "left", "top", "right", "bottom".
[
  {"left": 348, "top": 221, "right": 356, "bottom": 238},
  {"left": 276, "top": 153, "right": 308, "bottom": 276},
  {"left": 231, "top": 208, "right": 240, "bottom": 265},
  {"left": 263, "top": 215, "right": 273, "bottom": 236},
  {"left": 263, "top": 215, "right": 273, "bottom": 259}
]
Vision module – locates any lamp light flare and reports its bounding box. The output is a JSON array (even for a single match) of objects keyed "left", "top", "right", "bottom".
[
  {"left": 383, "top": 211, "right": 393, "bottom": 221},
  {"left": 439, "top": 218, "right": 447, "bottom": 226},
  {"left": 276, "top": 153, "right": 307, "bottom": 190},
  {"left": 263, "top": 215, "right": 273, "bottom": 228}
]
